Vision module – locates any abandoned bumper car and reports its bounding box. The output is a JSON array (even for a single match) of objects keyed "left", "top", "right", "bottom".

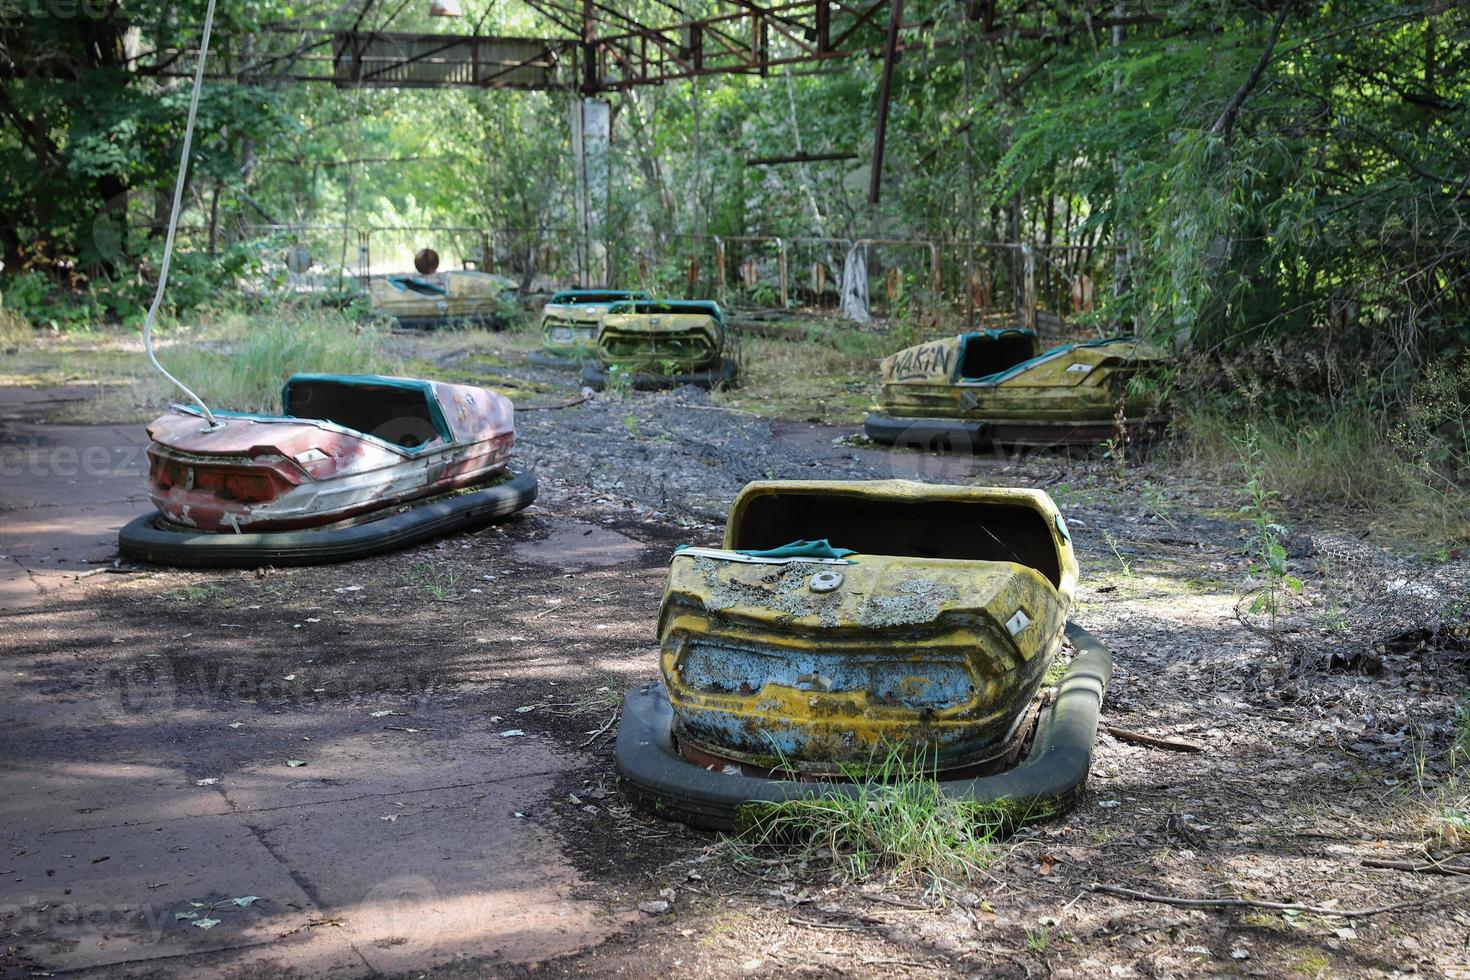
[
  {"left": 529, "top": 288, "right": 651, "bottom": 368},
  {"left": 367, "top": 269, "right": 516, "bottom": 330},
  {"left": 118, "top": 374, "right": 537, "bottom": 567},
  {"left": 615, "top": 479, "right": 1112, "bottom": 831},
  {"left": 864, "top": 328, "right": 1165, "bottom": 450},
  {"left": 581, "top": 298, "right": 738, "bottom": 391}
]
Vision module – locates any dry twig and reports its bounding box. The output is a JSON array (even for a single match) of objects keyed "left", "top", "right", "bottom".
[
  {"left": 1105, "top": 725, "right": 1204, "bottom": 753},
  {"left": 1362, "top": 857, "right": 1470, "bottom": 877},
  {"left": 1088, "top": 881, "right": 1470, "bottom": 917},
  {"left": 518, "top": 394, "right": 592, "bottom": 411}
]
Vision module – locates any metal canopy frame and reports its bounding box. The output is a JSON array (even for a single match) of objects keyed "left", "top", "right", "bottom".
[
  {"left": 164, "top": 1, "right": 1161, "bottom": 94},
  {"left": 151, "top": 1, "right": 1160, "bottom": 213}
]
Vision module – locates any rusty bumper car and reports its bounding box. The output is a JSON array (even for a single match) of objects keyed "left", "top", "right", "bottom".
[
  {"left": 580, "top": 299, "right": 738, "bottom": 391},
  {"left": 529, "top": 289, "right": 651, "bottom": 369},
  {"left": 864, "top": 330, "right": 1165, "bottom": 450},
  {"left": 118, "top": 374, "right": 536, "bottom": 567},
  {"left": 368, "top": 270, "right": 515, "bottom": 330},
  {"left": 615, "top": 479, "right": 1112, "bottom": 831}
]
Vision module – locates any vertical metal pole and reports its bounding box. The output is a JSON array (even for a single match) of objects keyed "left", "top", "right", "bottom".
[
  {"left": 1022, "top": 244, "right": 1037, "bottom": 332},
  {"left": 570, "top": 97, "right": 588, "bottom": 285},
  {"left": 581, "top": 0, "right": 597, "bottom": 94},
  {"left": 868, "top": 0, "right": 903, "bottom": 204},
  {"left": 777, "top": 238, "right": 788, "bottom": 308},
  {"left": 715, "top": 236, "right": 726, "bottom": 304},
  {"left": 965, "top": 243, "right": 975, "bottom": 328}
]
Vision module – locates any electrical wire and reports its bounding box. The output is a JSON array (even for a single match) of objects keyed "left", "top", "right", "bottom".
[{"left": 142, "top": 0, "right": 220, "bottom": 430}]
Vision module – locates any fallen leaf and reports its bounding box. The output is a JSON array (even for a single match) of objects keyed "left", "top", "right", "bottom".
[
  {"left": 500, "top": 729, "right": 525, "bottom": 738},
  {"left": 193, "top": 917, "right": 221, "bottom": 930},
  {"left": 232, "top": 896, "right": 260, "bottom": 907},
  {"left": 370, "top": 710, "right": 394, "bottom": 718},
  {"left": 228, "top": 723, "right": 243, "bottom": 729},
  {"left": 286, "top": 760, "right": 305, "bottom": 767},
  {"left": 283, "top": 674, "right": 296, "bottom": 681},
  {"left": 195, "top": 778, "right": 218, "bottom": 786}
]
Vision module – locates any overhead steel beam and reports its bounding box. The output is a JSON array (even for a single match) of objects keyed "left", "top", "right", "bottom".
[{"left": 148, "top": 3, "right": 1163, "bottom": 90}]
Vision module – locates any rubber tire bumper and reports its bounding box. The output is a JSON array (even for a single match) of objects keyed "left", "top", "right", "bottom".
[
  {"left": 117, "top": 470, "right": 537, "bottom": 569},
  {"left": 391, "top": 314, "right": 508, "bottom": 331},
  {"left": 615, "top": 621, "right": 1112, "bottom": 832},
  {"left": 581, "top": 357, "right": 738, "bottom": 392},
  {"left": 863, "top": 412, "right": 990, "bottom": 450},
  {"left": 527, "top": 350, "right": 590, "bottom": 370}
]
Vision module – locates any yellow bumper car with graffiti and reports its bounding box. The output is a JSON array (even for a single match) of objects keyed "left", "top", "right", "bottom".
[{"left": 864, "top": 328, "right": 1165, "bottom": 450}]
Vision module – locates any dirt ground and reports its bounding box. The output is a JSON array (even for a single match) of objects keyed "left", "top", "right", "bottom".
[{"left": 3, "top": 325, "right": 1469, "bottom": 978}]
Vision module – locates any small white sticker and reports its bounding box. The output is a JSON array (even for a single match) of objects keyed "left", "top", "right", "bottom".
[
  {"left": 1066, "top": 363, "right": 1094, "bottom": 374},
  {"left": 1006, "top": 609, "right": 1032, "bottom": 636}
]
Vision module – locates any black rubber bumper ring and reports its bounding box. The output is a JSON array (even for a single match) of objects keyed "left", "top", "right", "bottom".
[
  {"left": 863, "top": 412, "right": 991, "bottom": 449},
  {"left": 527, "top": 350, "right": 590, "bottom": 370},
  {"left": 615, "top": 621, "right": 1113, "bottom": 832},
  {"left": 581, "top": 357, "right": 738, "bottom": 392},
  {"left": 117, "top": 470, "right": 537, "bottom": 569}
]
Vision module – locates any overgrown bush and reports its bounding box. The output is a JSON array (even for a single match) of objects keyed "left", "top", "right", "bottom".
[
  {"left": 2, "top": 270, "right": 101, "bottom": 330},
  {"left": 1171, "top": 358, "right": 1470, "bottom": 543}
]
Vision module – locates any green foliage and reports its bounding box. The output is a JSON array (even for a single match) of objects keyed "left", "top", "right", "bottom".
[
  {"left": 400, "top": 562, "right": 464, "bottom": 602},
  {"left": 1239, "top": 425, "right": 1304, "bottom": 629},
  {"left": 1, "top": 0, "right": 1466, "bottom": 460},
  {"left": 604, "top": 364, "right": 633, "bottom": 398}
]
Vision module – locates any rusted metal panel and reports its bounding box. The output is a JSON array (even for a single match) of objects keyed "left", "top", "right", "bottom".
[
  {"left": 658, "top": 480, "right": 1077, "bottom": 774},
  {"left": 368, "top": 270, "right": 514, "bottom": 328},
  {"left": 144, "top": 376, "right": 515, "bottom": 533}
]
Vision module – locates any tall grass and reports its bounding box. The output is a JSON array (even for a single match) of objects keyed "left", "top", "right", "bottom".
[
  {"left": 732, "top": 746, "right": 1005, "bottom": 887},
  {"left": 0, "top": 305, "right": 30, "bottom": 350},
  {"left": 147, "top": 308, "right": 399, "bottom": 414},
  {"left": 1171, "top": 391, "right": 1470, "bottom": 543}
]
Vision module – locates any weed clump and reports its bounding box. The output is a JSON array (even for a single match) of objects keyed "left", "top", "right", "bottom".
[{"left": 732, "top": 746, "right": 1005, "bottom": 888}]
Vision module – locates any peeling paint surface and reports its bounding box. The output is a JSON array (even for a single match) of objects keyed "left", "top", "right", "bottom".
[
  {"left": 659, "top": 480, "right": 1078, "bottom": 772},
  {"left": 144, "top": 377, "right": 515, "bottom": 532},
  {"left": 879, "top": 335, "right": 1166, "bottom": 422},
  {"left": 597, "top": 310, "right": 725, "bottom": 374}
]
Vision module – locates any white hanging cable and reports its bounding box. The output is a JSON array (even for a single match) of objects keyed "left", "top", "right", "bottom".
[{"left": 142, "top": 0, "right": 220, "bottom": 429}]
